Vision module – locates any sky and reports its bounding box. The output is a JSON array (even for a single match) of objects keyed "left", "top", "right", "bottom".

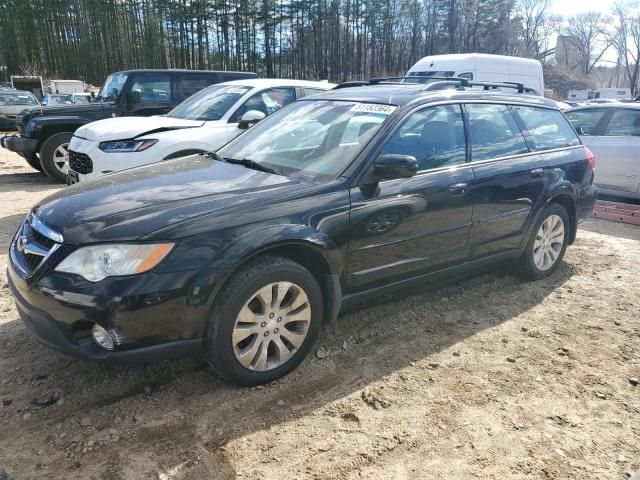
[{"left": 549, "top": 0, "right": 615, "bottom": 16}]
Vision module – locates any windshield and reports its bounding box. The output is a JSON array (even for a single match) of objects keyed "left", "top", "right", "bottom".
[
  {"left": 402, "top": 71, "right": 456, "bottom": 84},
  {"left": 0, "top": 92, "right": 39, "bottom": 106},
  {"left": 167, "top": 84, "right": 251, "bottom": 121},
  {"left": 97, "top": 72, "right": 128, "bottom": 101},
  {"left": 43, "top": 94, "right": 68, "bottom": 105},
  {"left": 218, "top": 100, "right": 396, "bottom": 181}
]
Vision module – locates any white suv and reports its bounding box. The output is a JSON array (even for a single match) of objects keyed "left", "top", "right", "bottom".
[{"left": 67, "top": 79, "right": 334, "bottom": 182}]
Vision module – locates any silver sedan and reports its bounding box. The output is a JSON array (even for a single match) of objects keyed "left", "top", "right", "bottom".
[{"left": 566, "top": 104, "right": 640, "bottom": 200}]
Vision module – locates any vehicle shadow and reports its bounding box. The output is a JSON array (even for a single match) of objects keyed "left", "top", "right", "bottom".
[
  {"left": 0, "top": 213, "right": 27, "bottom": 249},
  {"left": 0, "top": 171, "right": 60, "bottom": 194},
  {"left": 580, "top": 217, "right": 640, "bottom": 241},
  {"left": 0, "top": 258, "right": 574, "bottom": 479}
]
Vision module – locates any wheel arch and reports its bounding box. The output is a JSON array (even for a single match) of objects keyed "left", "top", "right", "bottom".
[
  {"left": 209, "top": 237, "right": 343, "bottom": 326},
  {"left": 546, "top": 192, "right": 577, "bottom": 245}
]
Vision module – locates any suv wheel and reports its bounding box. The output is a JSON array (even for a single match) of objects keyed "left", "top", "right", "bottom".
[
  {"left": 20, "top": 152, "right": 42, "bottom": 171},
  {"left": 519, "top": 203, "right": 569, "bottom": 280},
  {"left": 203, "top": 256, "right": 323, "bottom": 386},
  {"left": 39, "top": 132, "right": 73, "bottom": 183}
]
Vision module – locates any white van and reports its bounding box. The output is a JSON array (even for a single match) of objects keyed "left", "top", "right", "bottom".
[{"left": 405, "top": 53, "right": 544, "bottom": 96}]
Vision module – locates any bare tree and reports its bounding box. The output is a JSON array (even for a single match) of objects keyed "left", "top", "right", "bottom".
[
  {"left": 607, "top": 1, "right": 640, "bottom": 96},
  {"left": 518, "top": 0, "right": 550, "bottom": 59},
  {"left": 565, "top": 11, "right": 612, "bottom": 76}
]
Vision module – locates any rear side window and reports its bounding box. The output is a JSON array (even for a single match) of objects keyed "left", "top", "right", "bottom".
[
  {"left": 465, "top": 104, "right": 528, "bottom": 161},
  {"left": 130, "top": 75, "right": 173, "bottom": 102},
  {"left": 565, "top": 109, "right": 606, "bottom": 135},
  {"left": 180, "top": 75, "right": 215, "bottom": 99},
  {"left": 512, "top": 106, "right": 580, "bottom": 151},
  {"left": 604, "top": 109, "right": 640, "bottom": 136},
  {"left": 302, "top": 88, "right": 325, "bottom": 97}
]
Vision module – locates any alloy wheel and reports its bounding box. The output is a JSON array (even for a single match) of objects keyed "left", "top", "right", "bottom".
[
  {"left": 533, "top": 214, "right": 565, "bottom": 271},
  {"left": 52, "top": 143, "right": 70, "bottom": 174},
  {"left": 232, "top": 281, "right": 311, "bottom": 371}
]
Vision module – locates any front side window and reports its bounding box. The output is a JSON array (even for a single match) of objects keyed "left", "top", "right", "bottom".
[
  {"left": 466, "top": 103, "right": 528, "bottom": 161},
  {"left": 565, "top": 109, "right": 606, "bottom": 136},
  {"left": 218, "top": 100, "right": 394, "bottom": 181},
  {"left": 167, "top": 85, "right": 251, "bottom": 121},
  {"left": 130, "top": 75, "right": 172, "bottom": 102},
  {"left": 380, "top": 104, "right": 466, "bottom": 171},
  {"left": 512, "top": 106, "right": 580, "bottom": 151},
  {"left": 604, "top": 109, "right": 640, "bottom": 136},
  {"left": 230, "top": 88, "right": 296, "bottom": 122}
]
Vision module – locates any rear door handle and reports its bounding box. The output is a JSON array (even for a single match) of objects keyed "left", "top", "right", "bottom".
[
  {"left": 530, "top": 168, "right": 545, "bottom": 177},
  {"left": 448, "top": 183, "right": 468, "bottom": 195}
]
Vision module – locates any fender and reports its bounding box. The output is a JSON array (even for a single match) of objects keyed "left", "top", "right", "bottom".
[
  {"left": 29, "top": 116, "right": 97, "bottom": 144},
  {"left": 519, "top": 179, "right": 578, "bottom": 249},
  {"left": 180, "top": 223, "right": 346, "bottom": 330}
]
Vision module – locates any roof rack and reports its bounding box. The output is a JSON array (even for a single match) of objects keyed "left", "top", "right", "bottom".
[{"left": 333, "top": 76, "right": 534, "bottom": 94}]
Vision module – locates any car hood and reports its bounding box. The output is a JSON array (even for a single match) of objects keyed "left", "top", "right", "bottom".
[
  {"left": 31, "top": 155, "right": 310, "bottom": 245},
  {"left": 0, "top": 105, "right": 34, "bottom": 116},
  {"left": 74, "top": 116, "right": 205, "bottom": 142},
  {"left": 27, "top": 102, "right": 106, "bottom": 118}
]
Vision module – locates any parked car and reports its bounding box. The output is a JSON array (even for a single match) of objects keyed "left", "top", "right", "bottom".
[
  {"left": 404, "top": 53, "right": 544, "bottom": 95},
  {"left": 0, "top": 90, "right": 39, "bottom": 131},
  {"left": 8, "top": 83, "right": 596, "bottom": 386},
  {"left": 566, "top": 104, "right": 640, "bottom": 199},
  {"left": 67, "top": 79, "right": 335, "bottom": 183},
  {"left": 0, "top": 69, "right": 257, "bottom": 183}
]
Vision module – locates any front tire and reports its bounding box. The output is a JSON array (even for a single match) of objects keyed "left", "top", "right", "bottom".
[
  {"left": 39, "top": 132, "right": 73, "bottom": 183},
  {"left": 203, "top": 255, "right": 324, "bottom": 386},
  {"left": 519, "top": 203, "right": 569, "bottom": 280}
]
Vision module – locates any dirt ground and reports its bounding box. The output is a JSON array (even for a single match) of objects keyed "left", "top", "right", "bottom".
[{"left": 0, "top": 145, "right": 639, "bottom": 480}]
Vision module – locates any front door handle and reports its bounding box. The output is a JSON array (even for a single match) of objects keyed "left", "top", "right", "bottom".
[
  {"left": 530, "top": 168, "right": 545, "bottom": 177},
  {"left": 448, "top": 183, "right": 468, "bottom": 195}
]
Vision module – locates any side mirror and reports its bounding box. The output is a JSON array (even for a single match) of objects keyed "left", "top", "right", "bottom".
[
  {"left": 128, "top": 90, "right": 141, "bottom": 105},
  {"left": 64, "top": 100, "right": 72, "bottom": 105},
  {"left": 576, "top": 126, "right": 592, "bottom": 135},
  {"left": 238, "top": 110, "right": 266, "bottom": 129},
  {"left": 374, "top": 154, "right": 419, "bottom": 179}
]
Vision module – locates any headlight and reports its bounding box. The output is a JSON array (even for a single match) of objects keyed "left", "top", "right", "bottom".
[
  {"left": 55, "top": 243, "right": 174, "bottom": 282},
  {"left": 98, "top": 139, "right": 158, "bottom": 153}
]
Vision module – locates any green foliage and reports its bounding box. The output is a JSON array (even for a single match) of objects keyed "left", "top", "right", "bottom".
[{"left": 0, "top": 0, "right": 533, "bottom": 84}]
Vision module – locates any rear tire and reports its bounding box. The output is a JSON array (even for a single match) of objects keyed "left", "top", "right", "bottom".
[
  {"left": 39, "top": 132, "right": 73, "bottom": 183},
  {"left": 203, "top": 255, "right": 323, "bottom": 386},
  {"left": 518, "top": 203, "right": 569, "bottom": 280},
  {"left": 20, "top": 152, "right": 42, "bottom": 171}
]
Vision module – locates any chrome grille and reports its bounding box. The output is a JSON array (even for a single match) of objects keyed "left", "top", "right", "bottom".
[
  {"left": 68, "top": 150, "right": 93, "bottom": 174},
  {"left": 11, "top": 214, "right": 62, "bottom": 276}
]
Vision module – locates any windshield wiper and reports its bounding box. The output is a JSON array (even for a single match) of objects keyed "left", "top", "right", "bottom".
[{"left": 225, "top": 157, "right": 279, "bottom": 175}]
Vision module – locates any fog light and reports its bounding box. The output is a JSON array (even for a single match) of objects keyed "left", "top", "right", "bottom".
[{"left": 91, "top": 324, "right": 115, "bottom": 351}]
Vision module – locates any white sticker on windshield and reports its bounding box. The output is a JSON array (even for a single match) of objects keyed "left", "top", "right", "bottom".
[
  {"left": 351, "top": 103, "right": 397, "bottom": 115},
  {"left": 227, "top": 88, "right": 248, "bottom": 94}
]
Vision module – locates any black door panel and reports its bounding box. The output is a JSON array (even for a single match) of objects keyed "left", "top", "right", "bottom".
[
  {"left": 469, "top": 154, "right": 547, "bottom": 257},
  {"left": 346, "top": 104, "right": 474, "bottom": 289}
]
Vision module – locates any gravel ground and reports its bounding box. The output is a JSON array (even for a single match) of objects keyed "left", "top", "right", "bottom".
[{"left": 0, "top": 146, "right": 639, "bottom": 480}]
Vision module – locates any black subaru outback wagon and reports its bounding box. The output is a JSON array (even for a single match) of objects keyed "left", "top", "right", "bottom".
[{"left": 8, "top": 82, "right": 597, "bottom": 386}]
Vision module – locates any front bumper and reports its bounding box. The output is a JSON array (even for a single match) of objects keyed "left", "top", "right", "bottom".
[
  {"left": 7, "top": 258, "right": 207, "bottom": 364},
  {"left": 0, "top": 134, "right": 37, "bottom": 154},
  {"left": 0, "top": 116, "right": 17, "bottom": 130}
]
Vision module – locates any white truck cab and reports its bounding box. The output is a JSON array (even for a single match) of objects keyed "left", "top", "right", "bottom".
[{"left": 405, "top": 53, "right": 544, "bottom": 95}]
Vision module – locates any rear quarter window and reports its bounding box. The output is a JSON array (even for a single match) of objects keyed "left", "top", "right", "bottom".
[{"left": 512, "top": 106, "right": 580, "bottom": 151}]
